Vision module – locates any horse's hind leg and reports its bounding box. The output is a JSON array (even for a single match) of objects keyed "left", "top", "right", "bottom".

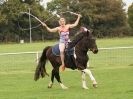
[
  {"left": 48, "top": 69, "right": 55, "bottom": 88},
  {"left": 54, "top": 68, "right": 68, "bottom": 89}
]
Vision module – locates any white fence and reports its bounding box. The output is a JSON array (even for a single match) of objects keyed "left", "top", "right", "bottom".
[
  {"left": 0, "top": 46, "right": 133, "bottom": 72},
  {"left": 98, "top": 46, "right": 133, "bottom": 50},
  {"left": 0, "top": 51, "right": 41, "bottom": 64},
  {"left": 0, "top": 46, "right": 133, "bottom": 55},
  {"left": 0, "top": 46, "right": 133, "bottom": 63}
]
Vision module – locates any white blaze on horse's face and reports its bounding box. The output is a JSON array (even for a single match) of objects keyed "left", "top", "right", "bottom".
[
  {"left": 83, "top": 27, "right": 88, "bottom": 32},
  {"left": 80, "top": 27, "right": 90, "bottom": 33}
]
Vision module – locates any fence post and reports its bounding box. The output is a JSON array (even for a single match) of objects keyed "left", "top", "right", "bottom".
[{"left": 36, "top": 52, "right": 39, "bottom": 64}]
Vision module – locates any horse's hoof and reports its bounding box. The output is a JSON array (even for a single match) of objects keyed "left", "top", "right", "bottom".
[
  {"left": 60, "top": 83, "right": 68, "bottom": 89},
  {"left": 82, "top": 86, "right": 89, "bottom": 90},
  {"left": 48, "top": 85, "right": 53, "bottom": 88},
  {"left": 62, "top": 87, "right": 68, "bottom": 90},
  {"left": 93, "top": 84, "right": 97, "bottom": 88},
  {"left": 48, "top": 86, "right": 52, "bottom": 88},
  {"left": 48, "top": 83, "right": 53, "bottom": 88}
]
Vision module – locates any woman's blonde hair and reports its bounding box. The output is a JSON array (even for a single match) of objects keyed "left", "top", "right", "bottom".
[{"left": 59, "top": 17, "right": 66, "bottom": 25}]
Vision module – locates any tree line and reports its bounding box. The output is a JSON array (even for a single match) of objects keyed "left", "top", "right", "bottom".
[{"left": 0, "top": 0, "right": 133, "bottom": 43}]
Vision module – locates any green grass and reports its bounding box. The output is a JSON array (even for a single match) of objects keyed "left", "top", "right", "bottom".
[
  {"left": 0, "top": 37, "right": 133, "bottom": 53},
  {"left": 0, "top": 37, "right": 133, "bottom": 99}
]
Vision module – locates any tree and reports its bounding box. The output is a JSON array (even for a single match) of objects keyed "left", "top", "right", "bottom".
[
  {"left": 0, "top": 0, "right": 130, "bottom": 42},
  {"left": 0, "top": 0, "right": 51, "bottom": 42},
  {"left": 128, "top": 3, "right": 133, "bottom": 29},
  {"left": 47, "top": 0, "right": 127, "bottom": 37}
]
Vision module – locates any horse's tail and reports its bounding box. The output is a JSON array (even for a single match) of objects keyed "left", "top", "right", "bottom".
[{"left": 34, "top": 46, "right": 51, "bottom": 81}]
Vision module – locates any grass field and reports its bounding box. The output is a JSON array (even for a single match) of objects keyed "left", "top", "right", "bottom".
[{"left": 0, "top": 37, "right": 133, "bottom": 99}]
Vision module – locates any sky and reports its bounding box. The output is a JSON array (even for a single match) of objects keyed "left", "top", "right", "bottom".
[
  {"left": 123, "top": 0, "right": 133, "bottom": 11},
  {"left": 40, "top": 0, "right": 133, "bottom": 11},
  {"left": 40, "top": 0, "right": 52, "bottom": 8}
]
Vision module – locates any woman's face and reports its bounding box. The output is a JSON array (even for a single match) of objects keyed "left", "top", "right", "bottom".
[{"left": 59, "top": 18, "right": 66, "bottom": 26}]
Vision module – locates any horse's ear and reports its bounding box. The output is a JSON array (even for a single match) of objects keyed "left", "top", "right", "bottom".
[
  {"left": 87, "top": 30, "right": 93, "bottom": 38},
  {"left": 80, "top": 26, "right": 92, "bottom": 37}
]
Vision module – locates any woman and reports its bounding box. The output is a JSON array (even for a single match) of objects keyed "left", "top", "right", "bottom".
[{"left": 40, "top": 14, "right": 82, "bottom": 71}]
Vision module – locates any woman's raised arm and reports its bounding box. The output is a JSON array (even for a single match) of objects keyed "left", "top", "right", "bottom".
[{"left": 68, "top": 14, "right": 82, "bottom": 28}]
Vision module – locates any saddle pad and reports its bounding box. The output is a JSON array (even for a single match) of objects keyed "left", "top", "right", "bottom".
[{"left": 52, "top": 44, "right": 74, "bottom": 56}]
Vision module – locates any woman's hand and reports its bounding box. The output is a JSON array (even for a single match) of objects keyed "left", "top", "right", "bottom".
[
  {"left": 78, "top": 14, "right": 82, "bottom": 18},
  {"left": 69, "top": 12, "right": 82, "bottom": 18},
  {"left": 41, "top": 22, "right": 47, "bottom": 27}
]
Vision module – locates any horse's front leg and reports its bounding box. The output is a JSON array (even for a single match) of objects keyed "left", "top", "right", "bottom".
[
  {"left": 81, "top": 71, "right": 88, "bottom": 89},
  {"left": 54, "top": 68, "right": 68, "bottom": 89},
  {"left": 82, "top": 69, "right": 97, "bottom": 88}
]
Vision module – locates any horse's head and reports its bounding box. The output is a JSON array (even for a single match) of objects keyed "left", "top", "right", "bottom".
[
  {"left": 68, "top": 27, "right": 98, "bottom": 54},
  {"left": 88, "top": 37, "right": 98, "bottom": 54},
  {"left": 80, "top": 27, "right": 98, "bottom": 54}
]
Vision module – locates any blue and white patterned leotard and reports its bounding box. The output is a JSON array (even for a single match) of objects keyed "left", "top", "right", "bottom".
[{"left": 59, "top": 28, "right": 70, "bottom": 45}]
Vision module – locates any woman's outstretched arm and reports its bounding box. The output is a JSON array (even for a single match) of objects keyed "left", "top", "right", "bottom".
[{"left": 40, "top": 22, "right": 58, "bottom": 33}]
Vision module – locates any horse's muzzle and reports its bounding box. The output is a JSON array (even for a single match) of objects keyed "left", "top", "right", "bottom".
[{"left": 92, "top": 49, "right": 98, "bottom": 54}]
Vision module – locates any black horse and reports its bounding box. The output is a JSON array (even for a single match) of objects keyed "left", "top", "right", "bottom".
[{"left": 34, "top": 27, "right": 98, "bottom": 89}]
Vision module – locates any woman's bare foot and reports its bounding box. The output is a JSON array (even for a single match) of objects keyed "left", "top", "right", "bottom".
[{"left": 60, "top": 64, "right": 65, "bottom": 71}]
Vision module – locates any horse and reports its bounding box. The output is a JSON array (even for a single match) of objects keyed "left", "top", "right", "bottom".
[{"left": 34, "top": 27, "right": 98, "bottom": 89}]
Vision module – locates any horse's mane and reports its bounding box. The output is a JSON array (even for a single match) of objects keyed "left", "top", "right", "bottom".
[{"left": 68, "top": 31, "right": 89, "bottom": 49}]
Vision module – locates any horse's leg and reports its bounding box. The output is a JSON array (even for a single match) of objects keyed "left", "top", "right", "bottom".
[
  {"left": 81, "top": 71, "right": 88, "bottom": 89},
  {"left": 81, "top": 72, "right": 87, "bottom": 89},
  {"left": 82, "top": 69, "right": 97, "bottom": 88},
  {"left": 48, "top": 69, "right": 55, "bottom": 88},
  {"left": 54, "top": 68, "right": 68, "bottom": 89}
]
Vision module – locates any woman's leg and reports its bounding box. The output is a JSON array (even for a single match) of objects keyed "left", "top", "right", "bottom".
[{"left": 59, "top": 43, "right": 65, "bottom": 71}]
